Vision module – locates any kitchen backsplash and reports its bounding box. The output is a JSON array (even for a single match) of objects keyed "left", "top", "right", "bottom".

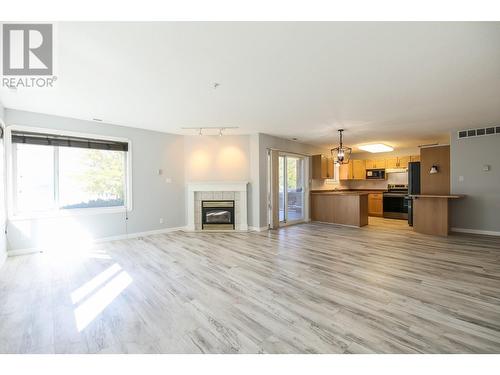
[
  {"left": 345, "top": 171, "right": 408, "bottom": 189},
  {"left": 311, "top": 171, "right": 408, "bottom": 190}
]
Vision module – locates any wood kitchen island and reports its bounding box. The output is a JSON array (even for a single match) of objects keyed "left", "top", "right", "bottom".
[{"left": 310, "top": 191, "right": 369, "bottom": 227}]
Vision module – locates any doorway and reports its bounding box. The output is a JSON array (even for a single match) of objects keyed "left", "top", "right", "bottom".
[{"left": 277, "top": 154, "right": 306, "bottom": 225}]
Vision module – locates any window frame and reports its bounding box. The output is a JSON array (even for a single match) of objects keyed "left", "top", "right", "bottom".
[{"left": 6, "top": 125, "right": 132, "bottom": 220}]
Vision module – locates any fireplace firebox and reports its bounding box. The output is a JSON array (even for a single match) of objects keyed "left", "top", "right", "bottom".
[{"left": 201, "top": 200, "right": 235, "bottom": 230}]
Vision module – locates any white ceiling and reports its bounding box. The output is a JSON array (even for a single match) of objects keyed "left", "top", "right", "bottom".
[{"left": 1, "top": 22, "right": 500, "bottom": 150}]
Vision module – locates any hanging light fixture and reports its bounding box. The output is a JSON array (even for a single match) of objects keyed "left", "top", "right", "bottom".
[{"left": 331, "top": 129, "right": 352, "bottom": 165}]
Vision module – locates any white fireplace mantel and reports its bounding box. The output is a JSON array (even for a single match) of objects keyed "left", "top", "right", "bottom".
[{"left": 186, "top": 181, "right": 248, "bottom": 231}]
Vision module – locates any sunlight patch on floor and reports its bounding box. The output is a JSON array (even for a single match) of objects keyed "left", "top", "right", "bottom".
[
  {"left": 71, "top": 263, "right": 122, "bottom": 304},
  {"left": 73, "top": 268, "right": 132, "bottom": 332}
]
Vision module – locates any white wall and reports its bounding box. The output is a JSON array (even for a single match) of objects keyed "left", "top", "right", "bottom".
[
  {"left": 184, "top": 135, "right": 250, "bottom": 182},
  {"left": 0, "top": 102, "right": 6, "bottom": 267},
  {"left": 450, "top": 131, "right": 500, "bottom": 234},
  {"left": 4, "top": 109, "right": 186, "bottom": 251}
]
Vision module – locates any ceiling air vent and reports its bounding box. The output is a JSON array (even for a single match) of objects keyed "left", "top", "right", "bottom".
[{"left": 458, "top": 126, "right": 499, "bottom": 140}]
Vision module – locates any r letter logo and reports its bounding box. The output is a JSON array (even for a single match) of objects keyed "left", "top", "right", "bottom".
[{"left": 2, "top": 24, "right": 53, "bottom": 76}]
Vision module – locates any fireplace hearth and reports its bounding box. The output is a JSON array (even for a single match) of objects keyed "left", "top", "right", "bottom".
[{"left": 201, "top": 200, "right": 235, "bottom": 230}]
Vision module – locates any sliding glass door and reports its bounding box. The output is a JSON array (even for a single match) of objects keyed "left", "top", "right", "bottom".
[{"left": 278, "top": 154, "right": 305, "bottom": 225}]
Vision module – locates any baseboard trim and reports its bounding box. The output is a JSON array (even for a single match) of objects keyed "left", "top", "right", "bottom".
[
  {"left": 7, "top": 226, "right": 186, "bottom": 257},
  {"left": 7, "top": 248, "right": 39, "bottom": 257},
  {"left": 248, "top": 226, "right": 268, "bottom": 232},
  {"left": 94, "top": 226, "right": 186, "bottom": 242},
  {"left": 451, "top": 227, "right": 500, "bottom": 237}
]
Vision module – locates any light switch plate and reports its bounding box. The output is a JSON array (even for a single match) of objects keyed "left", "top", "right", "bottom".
[
  {"left": 483, "top": 165, "right": 491, "bottom": 172},
  {"left": 458, "top": 175, "right": 464, "bottom": 182},
  {"left": 165, "top": 177, "right": 172, "bottom": 183}
]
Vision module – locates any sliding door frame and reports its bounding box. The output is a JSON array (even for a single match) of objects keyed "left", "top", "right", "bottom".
[{"left": 267, "top": 149, "right": 310, "bottom": 228}]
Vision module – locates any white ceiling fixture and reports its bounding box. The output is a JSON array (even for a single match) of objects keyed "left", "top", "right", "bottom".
[
  {"left": 358, "top": 143, "right": 394, "bottom": 153},
  {"left": 1, "top": 22, "right": 500, "bottom": 148}
]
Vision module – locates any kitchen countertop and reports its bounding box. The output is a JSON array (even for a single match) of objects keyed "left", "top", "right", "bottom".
[
  {"left": 310, "top": 191, "right": 370, "bottom": 196},
  {"left": 409, "top": 194, "right": 463, "bottom": 199},
  {"left": 311, "top": 189, "right": 387, "bottom": 194}
]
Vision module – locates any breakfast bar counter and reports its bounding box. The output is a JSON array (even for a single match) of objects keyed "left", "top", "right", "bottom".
[{"left": 409, "top": 194, "right": 463, "bottom": 236}]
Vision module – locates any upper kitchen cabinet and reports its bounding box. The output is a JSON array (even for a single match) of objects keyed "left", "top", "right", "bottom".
[
  {"left": 339, "top": 160, "right": 365, "bottom": 180},
  {"left": 312, "top": 154, "right": 335, "bottom": 179},
  {"left": 398, "top": 156, "right": 411, "bottom": 168},
  {"left": 352, "top": 160, "right": 366, "bottom": 179},
  {"left": 365, "top": 159, "right": 386, "bottom": 169},
  {"left": 387, "top": 156, "right": 411, "bottom": 169},
  {"left": 386, "top": 157, "right": 399, "bottom": 169}
]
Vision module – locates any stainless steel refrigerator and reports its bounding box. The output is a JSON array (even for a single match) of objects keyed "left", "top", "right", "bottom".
[{"left": 407, "top": 162, "right": 421, "bottom": 226}]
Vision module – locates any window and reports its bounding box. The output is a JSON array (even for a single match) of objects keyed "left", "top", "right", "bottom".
[
  {"left": 58, "top": 147, "right": 125, "bottom": 209},
  {"left": 14, "top": 144, "right": 55, "bottom": 212},
  {"left": 12, "top": 131, "right": 129, "bottom": 215}
]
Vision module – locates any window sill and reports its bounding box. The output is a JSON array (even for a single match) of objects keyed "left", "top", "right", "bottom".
[{"left": 8, "top": 206, "right": 130, "bottom": 221}]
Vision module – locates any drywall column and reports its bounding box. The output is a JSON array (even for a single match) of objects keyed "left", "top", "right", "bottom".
[{"left": 450, "top": 131, "right": 500, "bottom": 234}]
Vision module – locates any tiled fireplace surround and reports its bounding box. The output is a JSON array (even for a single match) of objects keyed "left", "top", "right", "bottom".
[{"left": 186, "top": 182, "right": 248, "bottom": 231}]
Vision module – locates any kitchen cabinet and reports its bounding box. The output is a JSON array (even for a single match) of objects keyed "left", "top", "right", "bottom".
[
  {"left": 387, "top": 156, "right": 411, "bottom": 169},
  {"left": 352, "top": 160, "right": 366, "bottom": 179},
  {"left": 339, "top": 161, "right": 352, "bottom": 180},
  {"left": 365, "top": 159, "right": 375, "bottom": 169},
  {"left": 368, "top": 193, "right": 383, "bottom": 217},
  {"left": 365, "top": 159, "right": 386, "bottom": 169},
  {"left": 312, "top": 154, "right": 335, "bottom": 179},
  {"left": 339, "top": 160, "right": 365, "bottom": 180},
  {"left": 398, "top": 156, "right": 411, "bottom": 168},
  {"left": 385, "top": 157, "right": 399, "bottom": 169},
  {"left": 315, "top": 154, "right": 420, "bottom": 180}
]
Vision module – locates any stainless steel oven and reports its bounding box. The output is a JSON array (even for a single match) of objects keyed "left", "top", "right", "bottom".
[
  {"left": 366, "top": 169, "right": 386, "bottom": 180},
  {"left": 383, "top": 184, "right": 408, "bottom": 220}
]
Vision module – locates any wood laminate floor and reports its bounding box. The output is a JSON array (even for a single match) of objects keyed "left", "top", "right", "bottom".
[{"left": 1, "top": 217, "right": 499, "bottom": 354}]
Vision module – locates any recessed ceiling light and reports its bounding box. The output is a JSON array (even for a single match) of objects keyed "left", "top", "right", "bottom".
[{"left": 358, "top": 144, "right": 394, "bottom": 153}]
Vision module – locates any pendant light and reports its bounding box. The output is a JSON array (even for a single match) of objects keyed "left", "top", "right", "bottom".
[{"left": 331, "top": 129, "right": 352, "bottom": 165}]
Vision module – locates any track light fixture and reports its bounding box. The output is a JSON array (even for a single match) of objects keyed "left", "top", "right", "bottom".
[{"left": 181, "top": 126, "right": 238, "bottom": 136}]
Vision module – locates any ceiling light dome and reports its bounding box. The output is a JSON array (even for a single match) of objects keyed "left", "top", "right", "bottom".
[{"left": 358, "top": 144, "right": 394, "bottom": 153}]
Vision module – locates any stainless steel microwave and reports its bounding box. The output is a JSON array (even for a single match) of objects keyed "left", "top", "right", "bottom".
[{"left": 366, "top": 169, "right": 386, "bottom": 180}]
